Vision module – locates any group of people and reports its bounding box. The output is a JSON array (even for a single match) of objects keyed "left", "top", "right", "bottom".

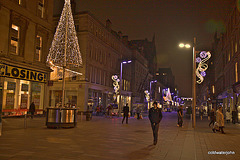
[{"left": 209, "top": 106, "right": 225, "bottom": 134}]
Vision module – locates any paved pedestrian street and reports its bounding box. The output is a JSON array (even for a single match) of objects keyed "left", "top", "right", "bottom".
[{"left": 0, "top": 112, "right": 239, "bottom": 160}]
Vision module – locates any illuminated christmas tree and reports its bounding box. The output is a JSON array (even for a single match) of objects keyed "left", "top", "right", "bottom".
[
  {"left": 47, "top": 0, "right": 82, "bottom": 69},
  {"left": 47, "top": 0, "right": 82, "bottom": 107}
]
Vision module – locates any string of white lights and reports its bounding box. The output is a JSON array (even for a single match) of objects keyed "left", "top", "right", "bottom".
[{"left": 47, "top": 0, "right": 82, "bottom": 68}]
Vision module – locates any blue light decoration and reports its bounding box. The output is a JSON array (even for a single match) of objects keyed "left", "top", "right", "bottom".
[
  {"left": 196, "top": 51, "right": 211, "bottom": 84},
  {"left": 196, "top": 57, "right": 201, "bottom": 63},
  {"left": 201, "top": 71, "right": 206, "bottom": 77}
]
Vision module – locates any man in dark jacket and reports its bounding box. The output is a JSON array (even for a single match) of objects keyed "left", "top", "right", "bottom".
[
  {"left": 208, "top": 108, "right": 215, "bottom": 127},
  {"left": 122, "top": 103, "right": 129, "bottom": 124},
  {"left": 149, "top": 102, "right": 162, "bottom": 145}
]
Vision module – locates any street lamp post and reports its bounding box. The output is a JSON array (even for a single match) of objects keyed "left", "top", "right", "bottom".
[
  {"left": 119, "top": 60, "right": 131, "bottom": 116},
  {"left": 179, "top": 37, "right": 196, "bottom": 128},
  {"left": 150, "top": 80, "right": 157, "bottom": 100}
]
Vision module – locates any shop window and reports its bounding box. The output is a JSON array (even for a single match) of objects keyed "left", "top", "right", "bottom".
[
  {"left": 37, "top": 0, "right": 45, "bottom": 18},
  {"left": 19, "top": 81, "right": 29, "bottom": 110},
  {"left": 31, "top": 82, "right": 44, "bottom": 111},
  {"left": 10, "top": 24, "right": 20, "bottom": 55},
  {"left": 3, "top": 81, "right": 16, "bottom": 110},
  {"left": 35, "top": 35, "right": 42, "bottom": 61}
]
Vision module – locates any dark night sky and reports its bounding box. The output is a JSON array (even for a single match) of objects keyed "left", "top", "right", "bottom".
[{"left": 54, "top": 0, "right": 235, "bottom": 97}]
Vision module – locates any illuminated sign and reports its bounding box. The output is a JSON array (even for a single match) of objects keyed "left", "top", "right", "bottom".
[{"left": 0, "top": 63, "right": 47, "bottom": 83}]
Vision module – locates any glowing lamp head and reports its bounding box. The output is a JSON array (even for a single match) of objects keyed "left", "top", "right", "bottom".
[
  {"left": 185, "top": 44, "right": 191, "bottom": 48},
  {"left": 179, "top": 43, "right": 185, "bottom": 48},
  {"left": 127, "top": 60, "right": 132, "bottom": 63},
  {"left": 122, "top": 61, "right": 127, "bottom": 64}
]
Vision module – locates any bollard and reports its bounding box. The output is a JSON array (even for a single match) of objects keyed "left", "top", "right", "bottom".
[{"left": 24, "top": 114, "right": 27, "bottom": 129}]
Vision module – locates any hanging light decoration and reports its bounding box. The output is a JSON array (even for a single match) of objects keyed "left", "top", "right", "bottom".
[{"left": 196, "top": 51, "right": 211, "bottom": 84}]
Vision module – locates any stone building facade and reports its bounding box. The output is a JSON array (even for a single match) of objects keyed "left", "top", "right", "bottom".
[
  {"left": 0, "top": 0, "right": 54, "bottom": 116},
  {"left": 49, "top": 11, "right": 132, "bottom": 112},
  {"left": 210, "top": 1, "right": 240, "bottom": 119}
]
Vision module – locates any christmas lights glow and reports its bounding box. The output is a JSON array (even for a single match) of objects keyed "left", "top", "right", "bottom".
[
  {"left": 47, "top": 0, "right": 82, "bottom": 70},
  {"left": 144, "top": 90, "right": 150, "bottom": 102},
  {"left": 112, "top": 75, "right": 120, "bottom": 94},
  {"left": 196, "top": 51, "right": 211, "bottom": 84}
]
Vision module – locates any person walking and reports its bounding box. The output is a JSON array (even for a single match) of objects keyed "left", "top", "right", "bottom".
[
  {"left": 177, "top": 106, "right": 183, "bottom": 127},
  {"left": 209, "top": 108, "right": 216, "bottom": 127},
  {"left": 29, "top": 102, "right": 35, "bottom": 119},
  {"left": 149, "top": 102, "right": 163, "bottom": 145},
  {"left": 213, "top": 106, "right": 225, "bottom": 134},
  {"left": 122, "top": 103, "right": 129, "bottom": 124},
  {"left": 200, "top": 108, "right": 204, "bottom": 120},
  {"left": 232, "top": 110, "right": 237, "bottom": 124},
  {"left": 226, "top": 109, "right": 231, "bottom": 123},
  {"left": 136, "top": 106, "right": 141, "bottom": 120}
]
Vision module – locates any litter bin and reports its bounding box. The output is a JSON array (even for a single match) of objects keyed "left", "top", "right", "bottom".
[
  {"left": 46, "top": 108, "right": 77, "bottom": 128},
  {"left": 86, "top": 111, "right": 92, "bottom": 121}
]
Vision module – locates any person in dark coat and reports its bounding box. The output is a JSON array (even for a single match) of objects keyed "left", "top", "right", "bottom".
[
  {"left": 232, "top": 110, "right": 237, "bottom": 124},
  {"left": 136, "top": 106, "right": 141, "bottom": 119},
  {"left": 122, "top": 103, "right": 129, "bottom": 124},
  {"left": 29, "top": 102, "right": 35, "bottom": 119},
  {"left": 177, "top": 106, "right": 183, "bottom": 127},
  {"left": 209, "top": 108, "right": 215, "bottom": 127},
  {"left": 148, "top": 101, "right": 162, "bottom": 145}
]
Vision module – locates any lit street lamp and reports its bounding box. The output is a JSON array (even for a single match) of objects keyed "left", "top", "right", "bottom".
[
  {"left": 179, "top": 37, "right": 196, "bottom": 128},
  {"left": 119, "top": 60, "right": 131, "bottom": 116}
]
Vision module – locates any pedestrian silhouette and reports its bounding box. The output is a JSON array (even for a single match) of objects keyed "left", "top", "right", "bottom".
[
  {"left": 148, "top": 102, "right": 162, "bottom": 145},
  {"left": 122, "top": 103, "right": 129, "bottom": 124}
]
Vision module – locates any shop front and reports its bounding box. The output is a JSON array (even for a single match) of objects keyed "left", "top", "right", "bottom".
[{"left": 0, "top": 63, "right": 47, "bottom": 116}]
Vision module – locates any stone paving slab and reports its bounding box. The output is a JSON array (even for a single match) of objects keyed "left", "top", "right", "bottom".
[{"left": 0, "top": 112, "right": 239, "bottom": 160}]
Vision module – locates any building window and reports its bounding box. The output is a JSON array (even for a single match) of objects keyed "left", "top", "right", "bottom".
[
  {"left": 235, "top": 42, "right": 238, "bottom": 53},
  {"left": 72, "top": 76, "right": 77, "bottom": 80},
  {"left": 10, "top": 24, "right": 20, "bottom": 55},
  {"left": 212, "top": 85, "right": 215, "bottom": 94},
  {"left": 37, "top": 0, "right": 44, "bottom": 18},
  {"left": 228, "top": 52, "right": 231, "bottom": 62},
  {"left": 35, "top": 35, "right": 42, "bottom": 61},
  {"left": 236, "top": 62, "right": 238, "bottom": 82},
  {"left": 75, "top": 25, "right": 79, "bottom": 32}
]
